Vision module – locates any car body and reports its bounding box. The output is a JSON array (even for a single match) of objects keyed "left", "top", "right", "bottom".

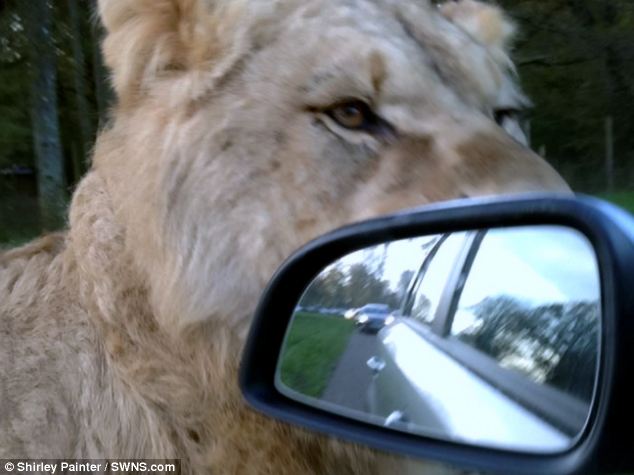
[
  {"left": 344, "top": 308, "right": 359, "bottom": 320},
  {"left": 366, "top": 226, "right": 599, "bottom": 451}
]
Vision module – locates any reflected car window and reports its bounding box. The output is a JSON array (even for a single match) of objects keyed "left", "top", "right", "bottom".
[
  {"left": 450, "top": 226, "right": 601, "bottom": 401},
  {"left": 409, "top": 232, "right": 470, "bottom": 325}
]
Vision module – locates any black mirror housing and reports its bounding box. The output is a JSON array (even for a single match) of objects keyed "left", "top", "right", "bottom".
[{"left": 240, "top": 194, "right": 634, "bottom": 475}]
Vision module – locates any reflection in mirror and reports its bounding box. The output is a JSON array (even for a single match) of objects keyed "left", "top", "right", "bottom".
[{"left": 275, "top": 226, "right": 601, "bottom": 453}]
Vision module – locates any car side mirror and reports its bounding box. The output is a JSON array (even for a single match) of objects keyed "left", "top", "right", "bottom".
[{"left": 240, "top": 194, "right": 634, "bottom": 475}]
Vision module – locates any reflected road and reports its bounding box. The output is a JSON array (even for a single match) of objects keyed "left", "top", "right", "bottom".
[{"left": 321, "top": 330, "right": 380, "bottom": 411}]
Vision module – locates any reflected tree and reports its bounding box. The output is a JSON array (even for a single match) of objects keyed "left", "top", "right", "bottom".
[
  {"left": 456, "top": 295, "right": 599, "bottom": 400},
  {"left": 301, "top": 262, "right": 400, "bottom": 311}
]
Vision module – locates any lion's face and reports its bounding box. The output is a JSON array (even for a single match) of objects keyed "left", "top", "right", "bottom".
[{"left": 95, "top": 0, "right": 568, "bottom": 327}]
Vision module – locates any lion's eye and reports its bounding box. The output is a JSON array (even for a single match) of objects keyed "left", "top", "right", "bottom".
[{"left": 326, "top": 100, "right": 376, "bottom": 130}]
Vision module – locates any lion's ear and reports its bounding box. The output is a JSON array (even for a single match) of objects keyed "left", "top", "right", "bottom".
[
  {"left": 98, "top": 0, "right": 249, "bottom": 103},
  {"left": 439, "top": 0, "right": 516, "bottom": 52}
]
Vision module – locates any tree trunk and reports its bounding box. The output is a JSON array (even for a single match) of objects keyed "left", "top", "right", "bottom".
[
  {"left": 67, "top": 0, "right": 94, "bottom": 176},
  {"left": 605, "top": 116, "right": 614, "bottom": 192},
  {"left": 90, "top": 0, "right": 113, "bottom": 126},
  {"left": 25, "top": 0, "right": 67, "bottom": 231}
]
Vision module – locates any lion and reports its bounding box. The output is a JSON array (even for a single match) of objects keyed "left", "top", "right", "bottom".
[{"left": 0, "top": 0, "right": 568, "bottom": 473}]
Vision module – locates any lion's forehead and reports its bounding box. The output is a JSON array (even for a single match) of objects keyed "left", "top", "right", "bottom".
[{"left": 260, "top": 0, "right": 519, "bottom": 112}]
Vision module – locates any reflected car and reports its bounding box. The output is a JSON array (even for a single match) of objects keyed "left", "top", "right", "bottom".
[
  {"left": 344, "top": 308, "right": 359, "bottom": 320},
  {"left": 354, "top": 303, "right": 394, "bottom": 333}
]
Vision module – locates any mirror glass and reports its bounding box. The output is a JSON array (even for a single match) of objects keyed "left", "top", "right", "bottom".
[{"left": 275, "top": 225, "right": 601, "bottom": 453}]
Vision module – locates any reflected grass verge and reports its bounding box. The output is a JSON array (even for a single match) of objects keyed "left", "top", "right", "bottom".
[{"left": 279, "top": 312, "right": 355, "bottom": 398}]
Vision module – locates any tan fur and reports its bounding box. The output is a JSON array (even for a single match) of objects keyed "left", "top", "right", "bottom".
[{"left": 1, "top": 0, "right": 568, "bottom": 473}]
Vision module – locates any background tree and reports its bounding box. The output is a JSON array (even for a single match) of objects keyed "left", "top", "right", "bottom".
[
  {"left": 0, "top": 0, "right": 112, "bottom": 244},
  {"left": 300, "top": 262, "right": 400, "bottom": 311},
  {"left": 499, "top": 0, "right": 634, "bottom": 191},
  {"left": 23, "top": 0, "right": 66, "bottom": 231},
  {"left": 66, "top": 0, "right": 94, "bottom": 177},
  {"left": 458, "top": 295, "right": 599, "bottom": 401}
]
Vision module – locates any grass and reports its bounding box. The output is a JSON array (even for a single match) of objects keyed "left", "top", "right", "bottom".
[
  {"left": 597, "top": 190, "right": 634, "bottom": 214},
  {"left": 278, "top": 311, "right": 356, "bottom": 398}
]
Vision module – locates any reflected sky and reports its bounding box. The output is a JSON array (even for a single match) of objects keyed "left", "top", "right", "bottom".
[
  {"left": 483, "top": 226, "right": 600, "bottom": 302},
  {"left": 328, "top": 236, "right": 437, "bottom": 291},
  {"left": 327, "top": 225, "right": 599, "bottom": 308}
]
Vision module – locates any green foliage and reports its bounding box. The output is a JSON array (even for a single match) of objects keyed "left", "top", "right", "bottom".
[
  {"left": 279, "top": 312, "right": 356, "bottom": 398},
  {"left": 499, "top": 0, "right": 634, "bottom": 191},
  {"left": 0, "top": 191, "right": 41, "bottom": 248},
  {"left": 0, "top": 0, "right": 111, "bottom": 243},
  {"left": 0, "top": 10, "right": 32, "bottom": 171},
  {"left": 599, "top": 190, "right": 634, "bottom": 214}
]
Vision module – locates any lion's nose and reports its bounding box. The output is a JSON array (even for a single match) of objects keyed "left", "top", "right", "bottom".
[
  {"left": 497, "top": 156, "right": 571, "bottom": 194},
  {"left": 456, "top": 129, "right": 572, "bottom": 197}
]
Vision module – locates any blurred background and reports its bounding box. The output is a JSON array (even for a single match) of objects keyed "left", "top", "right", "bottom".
[{"left": 0, "top": 0, "right": 633, "bottom": 248}]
